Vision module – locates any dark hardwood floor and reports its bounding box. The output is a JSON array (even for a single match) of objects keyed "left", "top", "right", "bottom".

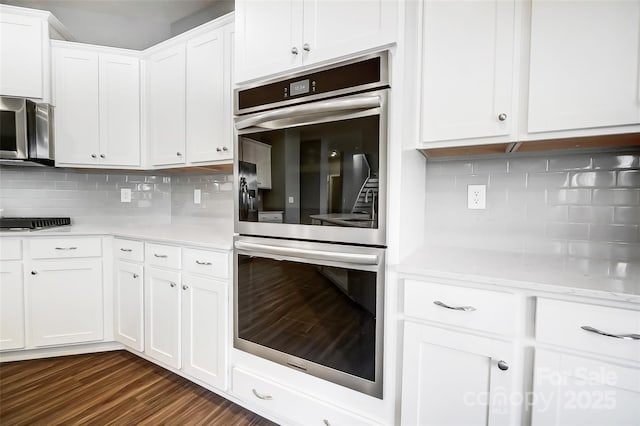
[{"left": 0, "top": 350, "right": 277, "bottom": 426}]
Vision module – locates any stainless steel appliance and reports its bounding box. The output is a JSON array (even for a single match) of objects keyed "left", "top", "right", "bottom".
[
  {"left": 0, "top": 97, "right": 55, "bottom": 166},
  {"left": 233, "top": 52, "right": 390, "bottom": 399},
  {"left": 234, "top": 51, "right": 389, "bottom": 247},
  {"left": 0, "top": 217, "right": 70, "bottom": 230},
  {"left": 234, "top": 235, "right": 385, "bottom": 398}
]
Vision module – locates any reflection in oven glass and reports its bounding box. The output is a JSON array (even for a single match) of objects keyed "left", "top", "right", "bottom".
[{"left": 238, "top": 255, "right": 376, "bottom": 381}]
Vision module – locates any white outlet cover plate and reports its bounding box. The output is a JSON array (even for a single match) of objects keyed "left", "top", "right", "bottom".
[
  {"left": 121, "top": 188, "right": 132, "bottom": 203},
  {"left": 467, "top": 184, "right": 486, "bottom": 209}
]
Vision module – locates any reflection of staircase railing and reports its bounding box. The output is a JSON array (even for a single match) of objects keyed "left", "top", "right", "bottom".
[{"left": 352, "top": 178, "right": 379, "bottom": 215}]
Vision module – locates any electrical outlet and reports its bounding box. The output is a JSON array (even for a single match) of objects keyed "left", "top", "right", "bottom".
[
  {"left": 467, "top": 184, "right": 486, "bottom": 209},
  {"left": 120, "top": 188, "right": 131, "bottom": 203},
  {"left": 194, "top": 189, "right": 201, "bottom": 204},
  {"left": 288, "top": 196, "right": 295, "bottom": 204}
]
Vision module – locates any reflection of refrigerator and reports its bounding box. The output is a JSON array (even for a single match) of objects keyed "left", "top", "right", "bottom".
[{"left": 239, "top": 161, "right": 258, "bottom": 222}]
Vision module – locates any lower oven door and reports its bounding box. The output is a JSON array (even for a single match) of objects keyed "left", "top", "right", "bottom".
[{"left": 234, "top": 235, "right": 385, "bottom": 398}]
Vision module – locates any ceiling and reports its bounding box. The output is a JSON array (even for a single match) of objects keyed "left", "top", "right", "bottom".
[{"left": 1, "top": 0, "right": 221, "bottom": 23}]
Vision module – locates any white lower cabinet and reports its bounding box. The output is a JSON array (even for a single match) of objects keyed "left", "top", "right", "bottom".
[
  {"left": 181, "top": 273, "right": 227, "bottom": 389},
  {"left": 144, "top": 266, "right": 182, "bottom": 369},
  {"left": 233, "top": 367, "right": 379, "bottom": 426},
  {"left": 401, "top": 322, "right": 516, "bottom": 426},
  {"left": 27, "top": 258, "right": 103, "bottom": 347},
  {"left": 0, "top": 261, "right": 25, "bottom": 350},
  {"left": 531, "top": 349, "right": 640, "bottom": 426},
  {"left": 114, "top": 261, "right": 144, "bottom": 351}
]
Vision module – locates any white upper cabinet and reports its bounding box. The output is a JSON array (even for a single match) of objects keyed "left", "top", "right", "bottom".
[
  {"left": 235, "top": 0, "right": 397, "bottom": 82},
  {"left": 147, "top": 44, "right": 187, "bottom": 167},
  {"left": 0, "top": 12, "right": 44, "bottom": 99},
  {"left": 235, "top": 0, "right": 302, "bottom": 83},
  {"left": 527, "top": 0, "right": 640, "bottom": 133},
  {"left": 146, "top": 19, "right": 234, "bottom": 168},
  {"left": 186, "top": 26, "right": 232, "bottom": 163},
  {"left": 53, "top": 44, "right": 140, "bottom": 167},
  {"left": 53, "top": 47, "right": 100, "bottom": 164},
  {"left": 420, "top": 0, "right": 515, "bottom": 144},
  {"left": 98, "top": 54, "right": 141, "bottom": 166}
]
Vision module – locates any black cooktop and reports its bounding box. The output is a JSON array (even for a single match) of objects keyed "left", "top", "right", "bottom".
[{"left": 0, "top": 217, "right": 71, "bottom": 230}]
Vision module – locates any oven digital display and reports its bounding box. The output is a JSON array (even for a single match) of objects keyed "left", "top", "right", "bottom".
[{"left": 289, "top": 79, "right": 309, "bottom": 96}]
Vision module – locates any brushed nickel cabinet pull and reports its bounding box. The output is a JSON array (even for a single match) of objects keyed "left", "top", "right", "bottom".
[
  {"left": 433, "top": 300, "right": 476, "bottom": 312},
  {"left": 154, "top": 254, "right": 168, "bottom": 258},
  {"left": 120, "top": 248, "right": 133, "bottom": 252},
  {"left": 252, "top": 389, "right": 273, "bottom": 400},
  {"left": 195, "top": 260, "right": 212, "bottom": 265},
  {"left": 581, "top": 325, "right": 640, "bottom": 340},
  {"left": 55, "top": 247, "right": 78, "bottom": 251}
]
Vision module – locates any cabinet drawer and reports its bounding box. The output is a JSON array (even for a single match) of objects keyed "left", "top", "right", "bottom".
[
  {"left": 232, "top": 368, "right": 377, "bottom": 426},
  {"left": 536, "top": 298, "right": 640, "bottom": 362},
  {"left": 30, "top": 237, "right": 102, "bottom": 259},
  {"left": 0, "top": 238, "right": 22, "bottom": 260},
  {"left": 404, "top": 280, "right": 517, "bottom": 336},
  {"left": 114, "top": 238, "right": 144, "bottom": 262},
  {"left": 145, "top": 243, "right": 181, "bottom": 269},
  {"left": 182, "top": 248, "right": 228, "bottom": 278}
]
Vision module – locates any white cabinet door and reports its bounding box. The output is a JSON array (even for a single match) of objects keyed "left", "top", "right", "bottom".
[
  {"left": 53, "top": 47, "right": 100, "bottom": 165},
  {"left": 302, "top": 0, "right": 397, "bottom": 66},
  {"left": 528, "top": 0, "right": 640, "bottom": 133},
  {"left": 147, "top": 45, "right": 186, "bottom": 166},
  {"left": 532, "top": 349, "right": 640, "bottom": 426},
  {"left": 0, "top": 12, "right": 43, "bottom": 98},
  {"left": 0, "top": 261, "right": 24, "bottom": 351},
  {"left": 401, "top": 322, "right": 516, "bottom": 426},
  {"left": 235, "top": 0, "right": 303, "bottom": 82},
  {"left": 114, "top": 261, "right": 144, "bottom": 352},
  {"left": 186, "top": 27, "right": 230, "bottom": 163},
  {"left": 99, "top": 54, "right": 141, "bottom": 166},
  {"left": 181, "top": 274, "right": 227, "bottom": 389},
  {"left": 420, "top": 0, "right": 515, "bottom": 143},
  {"left": 144, "top": 266, "right": 181, "bottom": 369},
  {"left": 27, "top": 259, "right": 103, "bottom": 347}
]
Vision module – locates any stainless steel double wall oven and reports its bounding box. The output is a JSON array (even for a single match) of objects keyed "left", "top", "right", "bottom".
[{"left": 233, "top": 52, "right": 389, "bottom": 398}]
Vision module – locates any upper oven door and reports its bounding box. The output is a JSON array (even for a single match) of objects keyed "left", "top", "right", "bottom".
[
  {"left": 0, "top": 97, "right": 28, "bottom": 159},
  {"left": 234, "top": 90, "right": 388, "bottom": 247}
]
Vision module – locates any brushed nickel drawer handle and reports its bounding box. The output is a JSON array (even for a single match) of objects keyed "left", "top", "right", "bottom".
[
  {"left": 154, "top": 254, "right": 168, "bottom": 258},
  {"left": 252, "top": 389, "right": 273, "bottom": 400},
  {"left": 434, "top": 300, "right": 476, "bottom": 312},
  {"left": 581, "top": 325, "right": 640, "bottom": 340},
  {"left": 195, "top": 260, "right": 212, "bottom": 265},
  {"left": 55, "top": 247, "right": 78, "bottom": 250},
  {"left": 497, "top": 360, "right": 509, "bottom": 371},
  {"left": 120, "top": 248, "right": 133, "bottom": 252}
]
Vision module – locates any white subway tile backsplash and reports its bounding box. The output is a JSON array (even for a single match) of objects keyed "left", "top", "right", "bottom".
[
  {"left": 547, "top": 188, "right": 591, "bottom": 205},
  {"left": 617, "top": 170, "right": 640, "bottom": 187},
  {"left": 613, "top": 206, "right": 640, "bottom": 225},
  {"left": 0, "top": 166, "right": 234, "bottom": 225},
  {"left": 424, "top": 149, "right": 640, "bottom": 258},
  {"left": 527, "top": 172, "right": 570, "bottom": 189},
  {"left": 569, "top": 171, "right": 616, "bottom": 188},
  {"left": 593, "top": 188, "right": 640, "bottom": 206},
  {"left": 592, "top": 153, "right": 640, "bottom": 170},
  {"left": 548, "top": 155, "right": 592, "bottom": 171},
  {"left": 568, "top": 206, "right": 614, "bottom": 224},
  {"left": 589, "top": 224, "right": 639, "bottom": 243},
  {"left": 508, "top": 157, "right": 548, "bottom": 173}
]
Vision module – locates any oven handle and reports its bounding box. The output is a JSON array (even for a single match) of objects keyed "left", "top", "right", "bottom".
[
  {"left": 235, "top": 95, "right": 381, "bottom": 130},
  {"left": 234, "top": 241, "right": 379, "bottom": 265}
]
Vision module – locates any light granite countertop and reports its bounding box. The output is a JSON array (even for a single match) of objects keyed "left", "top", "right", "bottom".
[
  {"left": 397, "top": 246, "right": 640, "bottom": 303},
  {"left": 0, "top": 221, "right": 235, "bottom": 251}
]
